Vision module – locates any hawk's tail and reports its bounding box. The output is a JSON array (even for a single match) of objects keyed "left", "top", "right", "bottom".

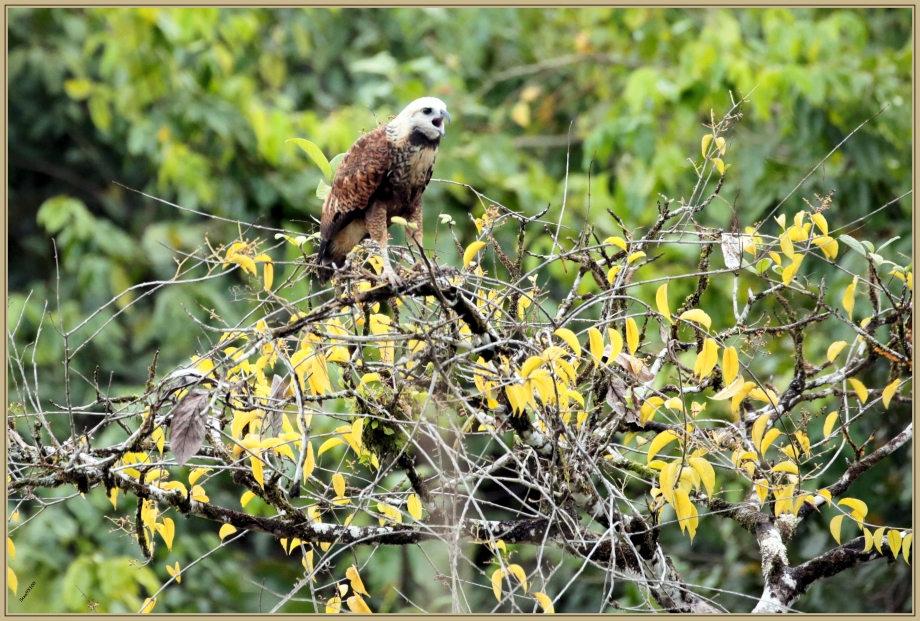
[{"left": 315, "top": 237, "right": 343, "bottom": 284}]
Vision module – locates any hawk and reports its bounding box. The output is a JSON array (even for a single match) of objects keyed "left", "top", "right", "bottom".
[{"left": 316, "top": 97, "right": 451, "bottom": 286}]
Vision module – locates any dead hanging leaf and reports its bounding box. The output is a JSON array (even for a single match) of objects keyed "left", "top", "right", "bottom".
[
  {"left": 264, "top": 375, "right": 287, "bottom": 438},
  {"left": 614, "top": 353, "right": 655, "bottom": 383},
  {"left": 720, "top": 232, "right": 746, "bottom": 271},
  {"left": 605, "top": 377, "right": 628, "bottom": 418},
  {"left": 170, "top": 389, "right": 210, "bottom": 466}
]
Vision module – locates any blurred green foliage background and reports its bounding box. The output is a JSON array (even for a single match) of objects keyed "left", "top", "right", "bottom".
[{"left": 7, "top": 7, "right": 912, "bottom": 613}]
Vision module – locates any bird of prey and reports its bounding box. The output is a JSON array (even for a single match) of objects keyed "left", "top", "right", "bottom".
[{"left": 316, "top": 97, "right": 451, "bottom": 286}]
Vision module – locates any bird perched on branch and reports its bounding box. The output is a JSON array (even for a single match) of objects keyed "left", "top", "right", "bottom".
[{"left": 316, "top": 97, "right": 451, "bottom": 286}]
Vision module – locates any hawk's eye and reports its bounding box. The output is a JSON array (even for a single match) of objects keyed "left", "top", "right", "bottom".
[{"left": 422, "top": 107, "right": 433, "bottom": 115}]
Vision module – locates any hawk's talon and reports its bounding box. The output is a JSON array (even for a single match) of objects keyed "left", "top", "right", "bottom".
[{"left": 381, "top": 267, "right": 403, "bottom": 289}]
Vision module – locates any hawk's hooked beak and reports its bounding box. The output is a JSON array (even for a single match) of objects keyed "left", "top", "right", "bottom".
[{"left": 433, "top": 110, "right": 451, "bottom": 136}]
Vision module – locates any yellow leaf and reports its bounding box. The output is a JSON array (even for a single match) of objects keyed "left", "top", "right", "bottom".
[
  {"left": 647, "top": 430, "right": 679, "bottom": 463},
  {"left": 263, "top": 262, "right": 274, "bottom": 291},
  {"left": 587, "top": 328, "right": 604, "bottom": 366},
  {"left": 326, "top": 595, "right": 342, "bottom": 614},
  {"left": 140, "top": 597, "right": 156, "bottom": 614},
  {"left": 873, "top": 527, "right": 887, "bottom": 554},
  {"left": 250, "top": 455, "right": 264, "bottom": 489},
  {"left": 710, "top": 376, "right": 745, "bottom": 401},
  {"left": 227, "top": 253, "right": 258, "bottom": 277},
  {"left": 826, "top": 341, "right": 848, "bottom": 364},
  {"left": 829, "top": 514, "right": 845, "bottom": 544},
  {"left": 754, "top": 479, "right": 770, "bottom": 504},
  {"left": 715, "top": 136, "right": 726, "bottom": 154},
  {"left": 760, "top": 429, "right": 781, "bottom": 456},
  {"left": 781, "top": 254, "right": 804, "bottom": 286},
  {"left": 166, "top": 561, "right": 181, "bottom": 584},
  {"left": 626, "top": 251, "right": 646, "bottom": 265},
  {"left": 639, "top": 396, "right": 664, "bottom": 426},
  {"left": 774, "top": 483, "right": 795, "bottom": 516},
  {"left": 694, "top": 338, "right": 719, "bottom": 379},
  {"left": 346, "top": 565, "right": 370, "bottom": 597},
  {"left": 839, "top": 498, "right": 868, "bottom": 523},
  {"left": 688, "top": 457, "right": 715, "bottom": 496},
  {"left": 553, "top": 328, "right": 582, "bottom": 358},
  {"left": 407, "top": 494, "right": 423, "bottom": 520},
  {"left": 219, "top": 524, "right": 237, "bottom": 540},
  {"left": 882, "top": 379, "right": 901, "bottom": 409},
  {"left": 521, "top": 356, "right": 546, "bottom": 379},
  {"left": 722, "top": 346, "right": 739, "bottom": 384},
  {"left": 655, "top": 283, "right": 672, "bottom": 324},
  {"left": 673, "top": 488, "right": 693, "bottom": 535},
  {"left": 463, "top": 241, "right": 487, "bottom": 268},
  {"left": 606, "top": 265, "right": 622, "bottom": 284},
  {"left": 604, "top": 236, "right": 628, "bottom": 251},
  {"left": 659, "top": 459, "right": 680, "bottom": 506},
  {"left": 190, "top": 484, "right": 210, "bottom": 502},
  {"left": 160, "top": 481, "right": 188, "bottom": 495},
  {"left": 606, "top": 328, "right": 623, "bottom": 365},
  {"left": 811, "top": 213, "right": 829, "bottom": 235},
  {"left": 7, "top": 538, "right": 15, "bottom": 560},
  {"left": 701, "top": 134, "right": 713, "bottom": 158},
  {"left": 625, "top": 318, "right": 639, "bottom": 355},
  {"left": 534, "top": 591, "right": 555, "bottom": 613},
  {"left": 751, "top": 413, "right": 771, "bottom": 452},
  {"left": 506, "top": 563, "right": 528, "bottom": 593},
  {"left": 303, "top": 441, "right": 316, "bottom": 480},
  {"left": 812, "top": 236, "right": 839, "bottom": 260},
  {"left": 819, "top": 411, "right": 840, "bottom": 440},
  {"left": 108, "top": 487, "right": 118, "bottom": 510},
  {"left": 771, "top": 461, "right": 799, "bottom": 476},
  {"left": 347, "top": 594, "right": 372, "bottom": 614},
  {"left": 491, "top": 568, "right": 505, "bottom": 601},
  {"left": 318, "top": 437, "right": 346, "bottom": 457},
  {"left": 351, "top": 418, "right": 365, "bottom": 454},
  {"left": 779, "top": 231, "right": 795, "bottom": 260},
  {"left": 748, "top": 387, "right": 779, "bottom": 406},
  {"left": 241, "top": 490, "right": 256, "bottom": 508},
  {"left": 390, "top": 216, "right": 408, "bottom": 227},
  {"left": 511, "top": 101, "right": 531, "bottom": 127},
  {"left": 8, "top": 567, "right": 17, "bottom": 595},
  {"left": 849, "top": 378, "right": 868, "bottom": 404},
  {"left": 333, "top": 473, "right": 346, "bottom": 498},
  {"left": 679, "top": 309, "right": 712, "bottom": 330},
  {"left": 711, "top": 157, "right": 725, "bottom": 175},
  {"left": 889, "top": 530, "right": 903, "bottom": 559},
  {"left": 189, "top": 467, "right": 212, "bottom": 486},
  {"left": 903, "top": 533, "right": 912, "bottom": 565},
  {"left": 843, "top": 276, "right": 857, "bottom": 319},
  {"left": 817, "top": 489, "right": 832, "bottom": 503},
  {"left": 152, "top": 426, "right": 165, "bottom": 455},
  {"left": 863, "top": 528, "right": 873, "bottom": 552},
  {"left": 157, "top": 517, "right": 175, "bottom": 551}
]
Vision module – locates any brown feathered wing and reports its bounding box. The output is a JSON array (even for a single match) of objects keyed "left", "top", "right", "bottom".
[{"left": 317, "top": 126, "right": 391, "bottom": 282}]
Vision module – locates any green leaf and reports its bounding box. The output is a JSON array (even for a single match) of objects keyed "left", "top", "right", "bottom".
[
  {"left": 63, "top": 78, "right": 93, "bottom": 101},
  {"left": 838, "top": 235, "right": 866, "bottom": 256},
  {"left": 88, "top": 94, "right": 112, "bottom": 132},
  {"left": 329, "top": 153, "right": 346, "bottom": 177},
  {"left": 875, "top": 236, "right": 900, "bottom": 252},
  {"left": 288, "top": 138, "right": 332, "bottom": 180},
  {"left": 317, "top": 179, "right": 331, "bottom": 200}
]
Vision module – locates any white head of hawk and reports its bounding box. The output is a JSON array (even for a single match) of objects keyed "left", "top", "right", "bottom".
[{"left": 390, "top": 97, "right": 451, "bottom": 142}]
